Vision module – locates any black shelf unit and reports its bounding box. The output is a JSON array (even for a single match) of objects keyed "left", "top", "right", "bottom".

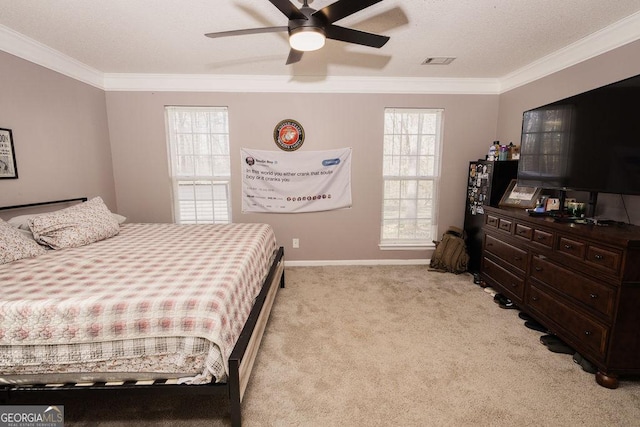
[{"left": 464, "top": 160, "right": 518, "bottom": 274}]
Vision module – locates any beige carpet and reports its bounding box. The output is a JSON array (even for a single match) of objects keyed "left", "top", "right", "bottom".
[{"left": 23, "top": 266, "right": 640, "bottom": 426}]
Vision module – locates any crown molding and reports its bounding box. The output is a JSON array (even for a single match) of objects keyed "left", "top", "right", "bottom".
[
  {"left": 102, "top": 73, "right": 500, "bottom": 94},
  {"left": 0, "top": 24, "right": 104, "bottom": 89},
  {"left": 499, "top": 10, "right": 640, "bottom": 92},
  {"left": 2, "top": 11, "right": 640, "bottom": 95}
]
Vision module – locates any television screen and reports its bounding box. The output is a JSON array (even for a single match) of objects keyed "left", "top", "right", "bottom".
[{"left": 517, "top": 73, "right": 640, "bottom": 196}]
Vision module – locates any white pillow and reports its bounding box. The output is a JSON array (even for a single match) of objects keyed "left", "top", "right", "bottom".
[
  {"left": 0, "top": 218, "right": 47, "bottom": 264},
  {"left": 28, "top": 196, "right": 120, "bottom": 249},
  {"left": 112, "top": 213, "right": 127, "bottom": 224},
  {"left": 7, "top": 214, "right": 35, "bottom": 230}
]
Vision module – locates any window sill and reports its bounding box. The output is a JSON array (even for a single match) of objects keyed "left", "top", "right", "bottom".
[{"left": 379, "top": 243, "right": 436, "bottom": 251}]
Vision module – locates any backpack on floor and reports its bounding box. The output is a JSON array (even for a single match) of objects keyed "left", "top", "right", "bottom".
[{"left": 429, "top": 226, "right": 470, "bottom": 274}]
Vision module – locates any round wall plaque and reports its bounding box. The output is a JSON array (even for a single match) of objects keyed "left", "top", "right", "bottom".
[{"left": 273, "top": 119, "right": 305, "bottom": 151}]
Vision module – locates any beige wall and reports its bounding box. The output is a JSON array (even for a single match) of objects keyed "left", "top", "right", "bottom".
[
  {"left": 496, "top": 39, "right": 640, "bottom": 224},
  {"left": 0, "top": 51, "right": 116, "bottom": 214},
  {"left": 106, "top": 91, "right": 498, "bottom": 260},
  {"left": 4, "top": 36, "right": 639, "bottom": 261}
]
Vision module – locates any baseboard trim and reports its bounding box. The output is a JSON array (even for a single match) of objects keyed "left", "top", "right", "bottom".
[{"left": 285, "top": 259, "right": 430, "bottom": 267}]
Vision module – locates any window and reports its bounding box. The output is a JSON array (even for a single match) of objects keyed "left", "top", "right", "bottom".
[
  {"left": 381, "top": 108, "right": 444, "bottom": 248},
  {"left": 166, "top": 106, "right": 231, "bottom": 224}
]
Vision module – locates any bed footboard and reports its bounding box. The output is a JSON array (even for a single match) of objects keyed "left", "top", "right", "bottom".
[{"left": 0, "top": 246, "right": 285, "bottom": 427}]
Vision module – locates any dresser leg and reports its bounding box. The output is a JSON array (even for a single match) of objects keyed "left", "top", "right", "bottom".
[{"left": 595, "top": 371, "right": 619, "bottom": 389}]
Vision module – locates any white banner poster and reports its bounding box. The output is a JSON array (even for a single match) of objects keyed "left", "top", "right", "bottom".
[{"left": 242, "top": 148, "right": 352, "bottom": 213}]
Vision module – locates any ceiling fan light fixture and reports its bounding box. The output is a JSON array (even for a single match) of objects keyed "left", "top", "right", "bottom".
[{"left": 289, "top": 27, "right": 326, "bottom": 52}]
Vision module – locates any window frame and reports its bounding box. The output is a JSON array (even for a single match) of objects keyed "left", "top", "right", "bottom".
[
  {"left": 165, "top": 106, "right": 232, "bottom": 224},
  {"left": 380, "top": 107, "right": 444, "bottom": 250}
]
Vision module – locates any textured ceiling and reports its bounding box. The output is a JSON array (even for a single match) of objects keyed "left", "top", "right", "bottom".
[{"left": 1, "top": 0, "right": 640, "bottom": 80}]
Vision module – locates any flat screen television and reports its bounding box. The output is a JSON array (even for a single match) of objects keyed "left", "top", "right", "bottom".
[{"left": 517, "top": 73, "right": 640, "bottom": 197}]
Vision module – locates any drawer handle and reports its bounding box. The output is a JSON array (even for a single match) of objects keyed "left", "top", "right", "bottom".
[
  {"left": 534, "top": 266, "right": 542, "bottom": 272},
  {"left": 518, "top": 230, "right": 526, "bottom": 235},
  {"left": 532, "top": 296, "right": 539, "bottom": 301},
  {"left": 594, "top": 254, "right": 604, "bottom": 260},
  {"left": 511, "top": 283, "right": 517, "bottom": 288},
  {"left": 564, "top": 244, "right": 573, "bottom": 249},
  {"left": 590, "top": 293, "right": 598, "bottom": 299},
  {"left": 487, "top": 243, "right": 493, "bottom": 247},
  {"left": 584, "top": 330, "right": 592, "bottom": 336},
  {"left": 514, "top": 256, "right": 522, "bottom": 261}
]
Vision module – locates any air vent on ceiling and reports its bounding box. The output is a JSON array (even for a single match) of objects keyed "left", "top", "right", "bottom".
[{"left": 422, "top": 57, "right": 456, "bottom": 65}]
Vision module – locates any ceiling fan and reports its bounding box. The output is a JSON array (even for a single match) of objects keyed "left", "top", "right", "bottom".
[{"left": 205, "top": 0, "right": 390, "bottom": 65}]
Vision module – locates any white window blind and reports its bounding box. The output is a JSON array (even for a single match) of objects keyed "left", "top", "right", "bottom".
[
  {"left": 381, "top": 108, "right": 444, "bottom": 248},
  {"left": 166, "top": 106, "right": 231, "bottom": 224}
]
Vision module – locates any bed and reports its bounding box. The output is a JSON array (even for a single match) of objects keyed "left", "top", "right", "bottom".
[{"left": 0, "top": 197, "right": 285, "bottom": 426}]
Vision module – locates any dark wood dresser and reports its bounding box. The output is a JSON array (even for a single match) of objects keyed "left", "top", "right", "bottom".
[{"left": 480, "top": 206, "right": 640, "bottom": 388}]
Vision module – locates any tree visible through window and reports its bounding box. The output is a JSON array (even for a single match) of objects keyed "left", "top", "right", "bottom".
[
  {"left": 166, "top": 106, "right": 231, "bottom": 224},
  {"left": 381, "top": 108, "right": 443, "bottom": 247}
]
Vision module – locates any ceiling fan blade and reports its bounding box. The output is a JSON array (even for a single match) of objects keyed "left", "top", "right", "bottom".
[
  {"left": 269, "top": 0, "right": 307, "bottom": 20},
  {"left": 314, "top": 0, "right": 384, "bottom": 24},
  {"left": 286, "top": 49, "right": 304, "bottom": 65},
  {"left": 205, "top": 26, "right": 288, "bottom": 38},
  {"left": 205, "top": 27, "right": 289, "bottom": 39},
  {"left": 324, "top": 25, "right": 389, "bottom": 48}
]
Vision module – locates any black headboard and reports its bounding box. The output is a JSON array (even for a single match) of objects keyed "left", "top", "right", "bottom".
[{"left": 0, "top": 197, "right": 87, "bottom": 211}]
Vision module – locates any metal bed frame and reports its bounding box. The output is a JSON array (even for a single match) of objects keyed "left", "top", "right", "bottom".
[{"left": 0, "top": 198, "right": 285, "bottom": 427}]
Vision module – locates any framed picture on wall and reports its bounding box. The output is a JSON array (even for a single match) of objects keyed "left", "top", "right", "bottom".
[
  {"left": 499, "top": 179, "right": 541, "bottom": 209},
  {"left": 0, "top": 128, "right": 18, "bottom": 179}
]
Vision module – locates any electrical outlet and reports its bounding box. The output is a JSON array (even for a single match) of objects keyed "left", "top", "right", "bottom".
[{"left": 292, "top": 238, "right": 299, "bottom": 249}]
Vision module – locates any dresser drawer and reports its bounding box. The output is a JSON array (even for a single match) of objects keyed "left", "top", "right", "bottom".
[
  {"left": 484, "top": 234, "right": 528, "bottom": 272},
  {"left": 486, "top": 214, "right": 499, "bottom": 229},
  {"left": 586, "top": 245, "right": 621, "bottom": 274},
  {"left": 514, "top": 223, "right": 533, "bottom": 240},
  {"left": 528, "top": 284, "right": 608, "bottom": 358},
  {"left": 482, "top": 257, "right": 525, "bottom": 301},
  {"left": 532, "top": 229, "right": 554, "bottom": 248},
  {"left": 530, "top": 256, "right": 616, "bottom": 319},
  {"left": 498, "top": 218, "right": 513, "bottom": 233},
  {"left": 558, "top": 236, "right": 586, "bottom": 259}
]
